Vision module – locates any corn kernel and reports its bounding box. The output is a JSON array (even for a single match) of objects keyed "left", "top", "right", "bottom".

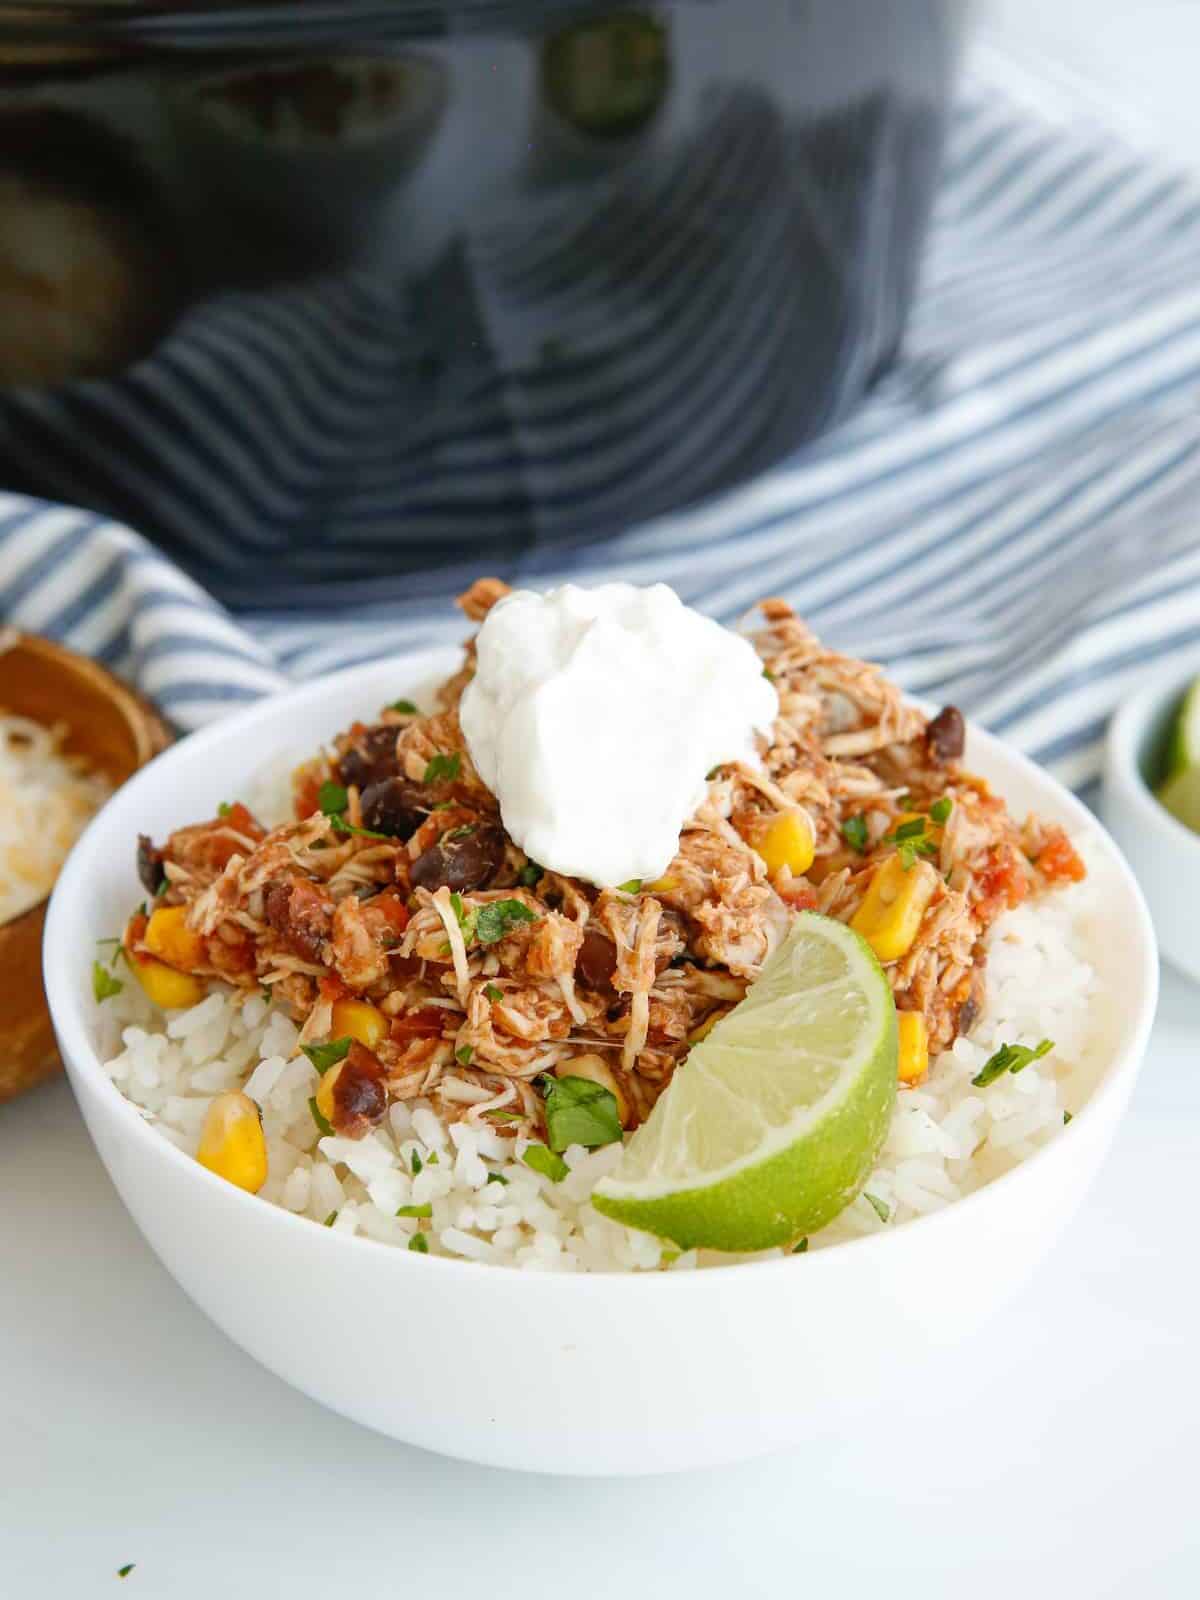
[
  {"left": 144, "top": 904, "right": 205, "bottom": 971},
  {"left": 330, "top": 998, "right": 388, "bottom": 1052},
  {"left": 315, "top": 1059, "right": 344, "bottom": 1126},
  {"left": 850, "top": 855, "right": 937, "bottom": 963},
  {"left": 646, "top": 875, "right": 679, "bottom": 894},
  {"left": 196, "top": 1091, "right": 268, "bottom": 1192},
  {"left": 557, "top": 1052, "right": 630, "bottom": 1128},
  {"left": 897, "top": 1010, "right": 929, "bottom": 1085},
  {"left": 757, "top": 809, "right": 815, "bottom": 877},
  {"left": 133, "top": 955, "right": 206, "bottom": 1010}
]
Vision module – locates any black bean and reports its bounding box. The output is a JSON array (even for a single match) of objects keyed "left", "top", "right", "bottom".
[
  {"left": 338, "top": 725, "right": 400, "bottom": 791},
  {"left": 410, "top": 822, "right": 506, "bottom": 893},
  {"left": 926, "top": 705, "right": 965, "bottom": 763},
  {"left": 360, "top": 777, "right": 429, "bottom": 841},
  {"left": 577, "top": 926, "right": 618, "bottom": 994},
  {"left": 136, "top": 833, "right": 164, "bottom": 897}
]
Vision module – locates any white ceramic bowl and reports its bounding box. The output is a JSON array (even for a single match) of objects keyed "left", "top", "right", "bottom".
[
  {"left": 45, "top": 653, "right": 1158, "bottom": 1476},
  {"left": 1104, "top": 664, "right": 1200, "bottom": 983}
]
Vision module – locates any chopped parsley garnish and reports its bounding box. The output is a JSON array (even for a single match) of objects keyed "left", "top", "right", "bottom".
[
  {"left": 92, "top": 960, "right": 123, "bottom": 1003},
  {"left": 308, "top": 1097, "right": 334, "bottom": 1137},
  {"left": 929, "top": 796, "right": 953, "bottom": 825},
  {"left": 517, "top": 862, "right": 542, "bottom": 887},
  {"left": 842, "top": 814, "right": 869, "bottom": 854},
  {"left": 323, "top": 1211, "right": 337, "bottom": 1227},
  {"left": 217, "top": 800, "right": 231, "bottom": 816},
  {"left": 485, "top": 1171, "right": 508, "bottom": 1186},
  {"left": 972, "top": 1038, "right": 1053, "bottom": 1088},
  {"left": 484, "top": 983, "right": 503, "bottom": 1002},
  {"left": 522, "top": 1144, "right": 570, "bottom": 1182},
  {"left": 762, "top": 666, "right": 774, "bottom": 682},
  {"left": 316, "top": 779, "right": 389, "bottom": 840},
  {"left": 543, "top": 1074, "right": 623, "bottom": 1152},
  {"left": 409, "top": 1232, "right": 429, "bottom": 1253},
  {"left": 410, "top": 1150, "right": 423, "bottom": 1176},
  {"left": 396, "top": 1203, "right": 432, "bottom": 1218},
  {"left": 883, "top": 815, "right": 939, "bottom": 870},
  {"left": 423, "top": 752, "right": 461, "bottom": 785},
  {"left": 616, "top": 878, "right": 642, "bottom": 894},
  {"left": 117, "top": 1565, "right": 135, "bottom": 1579},
  {"left": 455, "top": 1044, "right": 473, "bottom": 1066},
  {"left": 301, "top": 1036, "right": 352, "bottom": 1076},
  {"left": 261, "top": 985, "right": 273, "bottom": 1004},
  {"left": 865, "top": 1193, "right": 890, "bottom": 1223},
  {"left": 387, "top": 698, "right": 418, "bottom": 714},
  {"left": 426, "top": 1150, "right": 439, "bottom": 1166},
  {"left": 445, "top": 824, "right": 476, "bottom": 841},
  {"left": 475, "top": 899, "right": 537, "bottom": 946},
  {"left": 793, "top": 1238, "right": 809, "bottom": 1254},
  {"left": 1063, "top": 1110, "right": 1073, "bottom": 1125},
  {"left": 485, "top": 1110, "right": 523, "bottom": 1124}
]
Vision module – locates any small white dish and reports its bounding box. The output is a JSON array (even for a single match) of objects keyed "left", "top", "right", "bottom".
[
  {"left": 1104, "top": 665, "right": 1200, "bottom": 983},
  {"left": 44, "top": 652, "right": 1158, "bottom": 1475}
]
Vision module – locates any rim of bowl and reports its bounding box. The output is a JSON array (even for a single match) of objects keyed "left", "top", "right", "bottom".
[
  {"left": 1106, "top": 666, "right": 1200, "bottom": 858},
  {"left": 44, "top": 656, "right": 1159, "bottom": 1291},
  {"left": 1, "top": 632, "right": 170, "bottom": 933}
]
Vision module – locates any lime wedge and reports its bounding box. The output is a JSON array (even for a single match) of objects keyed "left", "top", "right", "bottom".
[
  {"left": 1157, "top": 763, "right": 1200, "bottom": 835},
  {"left": 592, "top": 913, "right": 897, "bottom": 1252},
  {"left": 1166, "top": 674, "right": 1200, "bottom": 780}
]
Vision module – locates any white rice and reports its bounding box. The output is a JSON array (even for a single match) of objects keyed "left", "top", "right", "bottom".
[
  {"left": 92, "top": 834, "right": 1113, "bottom": 1272},
  {"left": 0, "top": 711, "right": 111, "bottom": 923}
]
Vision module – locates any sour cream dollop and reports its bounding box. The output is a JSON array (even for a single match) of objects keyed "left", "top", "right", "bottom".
[{"left": 459, "top": 583, "right": 778, "bottom": 888}]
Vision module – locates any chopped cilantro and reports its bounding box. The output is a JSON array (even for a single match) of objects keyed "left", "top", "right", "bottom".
[
  {"left": 423, "top": 752, "right": 461, "bottom": 785},
  {"left": 973, "top": 1038, "right": 1053, "bottom": 1088},
  {"left": 217, "top": 800, "right": 231, "bottom": 816},
  {"left": 543, "top": 1075, "right": 623, "bottom": 1152},
  {"left": 1063, "top": 1109, "right": 1073, "bottom": 1125},
  {"left": 475, "top": 899, "right": 537, "bottom": 945},
  {"left": 410, "top": 1150, "right": 423, "bottom": 1176},
  {"left": 793, "top": 1238, "right": 809, "bottom": 1254},
  {"left": 615, "top": 879, "right": 643, "bottom": 895},
  {"left": 426, "top": 1150, "right": 439, "bottom": 1166},
  {"left": 882, "top": 814, "right": 939, "bottom": 870},
  {"left": 893, "top": 818, "right": 927, "bottom": 842},
  {"left": 522, "top": 1144, "right": 569, "bottom": 1182},
  {"left": 445, "top": 824, "right": 476, "bottom": 841},
  {"left": 323, "top": 1211, "right": 337, "bottom": 1227},
  {"left": 762, "top": 666, "right": 774, "bottom": 682},
  {"left": 92, "top": 960, "right": 123, "bottom": 1003},
  {"left": 842, "top": 814, "right": 869, "bottom": 854},
  {"left": 484, "top": 983, "right": 503, "bottom": 1002},
  {"left": 308, "top": 1097, "right": 334, "bottom": 1137},
  {"left": 317, "top": 779, "right": 348, "bottom": 815},
  {"left": 260, "top": 985, "right": 272, "bottom": 1004},
  {"left": 409, "top": 1232, "right": 429, "bottom": 1253},
  {"left": 455, "top": 1044, "right": 474, "bottom": 1066},
  {"left": 301, "top": 1036, "right": 352, "bottom": 1076},
  {"left": 396, "top": 1203, "right": 432, "bottom": 1218},
  {"left": 387, "top": 699, "right": 418, "bottom": 714},
  {"left": 929, "top": 795, "right": 953, "bottom": 824},
  {"left": 485, "top": 1110, "right": 523, "bottom": 1124},
  {"left": 485, "top": 1171, "right": 508, "bottom": 1186},
  {"left": 330, "top": 815, "right": 390, "bottom": 841},
  {"left": 706, "top": 765, "right": 721, "bottom": 781},
  {"left": 517, "top": 862, "right": 542, "bottom": 887},
  {"left": 117, "top": 1565, "right": 135, "bottom": 1579},
  {"left": 865, "top": 1193, "right": 890, "bottom": 1223}
]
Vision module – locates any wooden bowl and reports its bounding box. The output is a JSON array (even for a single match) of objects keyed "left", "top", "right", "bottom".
[{"left": 1, "top": 633, "right": 172, "bottom": 1101}]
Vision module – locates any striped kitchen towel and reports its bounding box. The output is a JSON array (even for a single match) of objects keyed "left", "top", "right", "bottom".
[{"left": 4, "top": 57, "right": 1200, "bottom": 802}]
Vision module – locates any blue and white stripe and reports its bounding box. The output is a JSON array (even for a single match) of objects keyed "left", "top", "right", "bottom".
[{"left": 4, "top": 62, "right": 1200, "bottom": 800}]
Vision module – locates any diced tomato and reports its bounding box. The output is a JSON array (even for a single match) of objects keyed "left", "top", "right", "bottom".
[
  {"left": 390, "top": 1006, "right": 447, "bottom": 1041},
  {"left": 975, "top": 844, "right": 1030, "bottom": 924},
  {"left": 776, "top": 876, "right": 818, "bottom": 910},
  {"left": 218, "top": 801, "right": 263, "bottom": 840},
  {"left": 293, "top": 767, "right": 324, "bottom": 820},
  {"left": 319, "top": 972, "right": 351, "bottom": 1004},
  {"left": 1038, "top": 827, "right": 1086, "bottom": 885},
  {"left": 370, "top": 890, "right": 410, "bottom": 935}
]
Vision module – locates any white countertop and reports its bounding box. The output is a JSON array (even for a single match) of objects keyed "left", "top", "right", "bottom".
[
  {"left": 8, "top": 7, "right": 1200, "bottom": 1595},
  {"left": 5, "top": 962, "right": 1199, "bottom": 1597}
]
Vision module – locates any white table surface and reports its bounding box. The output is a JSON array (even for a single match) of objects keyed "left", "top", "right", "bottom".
[{"left": 8, "top": 9, "right": 1200, "bottom": 1597}]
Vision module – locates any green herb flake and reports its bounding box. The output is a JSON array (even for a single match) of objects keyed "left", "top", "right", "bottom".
[
  {"left": 484, "top": 983, "right": 503, "bottom": 1003},
  {"left": 387, "top": 699, "right": 418, "bottom": 715},
  {"left": 455, "top": 1044, "right": 473, "bottom": 1066},
  {"left": 396, "top": 1203, "right": 433, "bottom": 1218},
  {"left": 329, "top": 814, "right": 390, "bottom": 841},
  {"left": 762, "top": 666, "right": 775, "bottom": 682},
  {"left": 522, "top": 1144, "right": 570, "bottom": 1183},
  {"left": 1063, "top": 1109, "right": 1073, "bottom": 1125},
  {"left": 92, "top": 960, "right": 124, "bottom": 1003},
  {"left": 117, "top": 1565, "right": 135, "bottom": 1580},
  {"left": 485, "top": 1110, "right": 523, "bottom": 1124},
  {"left": 317, "top": 779, "right": 348, "bottom": 815},
  {"left": 445, "top": 824, "right": 476, "bottom": 842},
  {"left": 616, "top": 878, "right": 643, "bottom": 894},
  {"left": 475, "top": 898, "right": 538, "bottom": 946},
  {"left": 301, "top": 1036, "right": 353, "bottom": 1076},
  {"left": 543, "top": 1074, "right": 623, "bottom": 1153},
  {"left": 426, "top": 1150, "right": 439, "bottom": 1166},
  {"left": 517, "top": 862, "right": 542, "bottom": 887},
  {"left": 865, "top": 1193, "right": 890, "bottom": 1224},
  {"left": 409, "top": 1232, "right": 429, "bottom": 1253},
  {"left": 972, "top": 1037, "right": 1054, "bottom": 1089},
  {"left": 423, "top": 752, "right": 461, "bottom": 785},
  {"left": 409, "top": 1150, "right": 423, "bottom": 1176},
  {"left": 929, "top": 796, "right": 953, "bottom": 824},
  {"left": 893, "top": 818, "right": 927, "bottom": 842},
  {"left": 323, "top": 1211, "right": 337, "bottom": 1227},
  {"left": 308, "top": 1097, "right": 334, "bottom": 1138},
  {"left": 842, "top": 814, "right": 869, "bottom": 854},
  {"left": 485, "top": 1171, "right": 508, "bottom": 1186},
  {"left": 260, "top": 985, "right": 273, "bottom": 1004},
  {"left": 217, "top": 800, "right": 232, "bottom": 817},
  {"left": 793, "top": 1238, "right": 809, "bottom": 1254}
]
